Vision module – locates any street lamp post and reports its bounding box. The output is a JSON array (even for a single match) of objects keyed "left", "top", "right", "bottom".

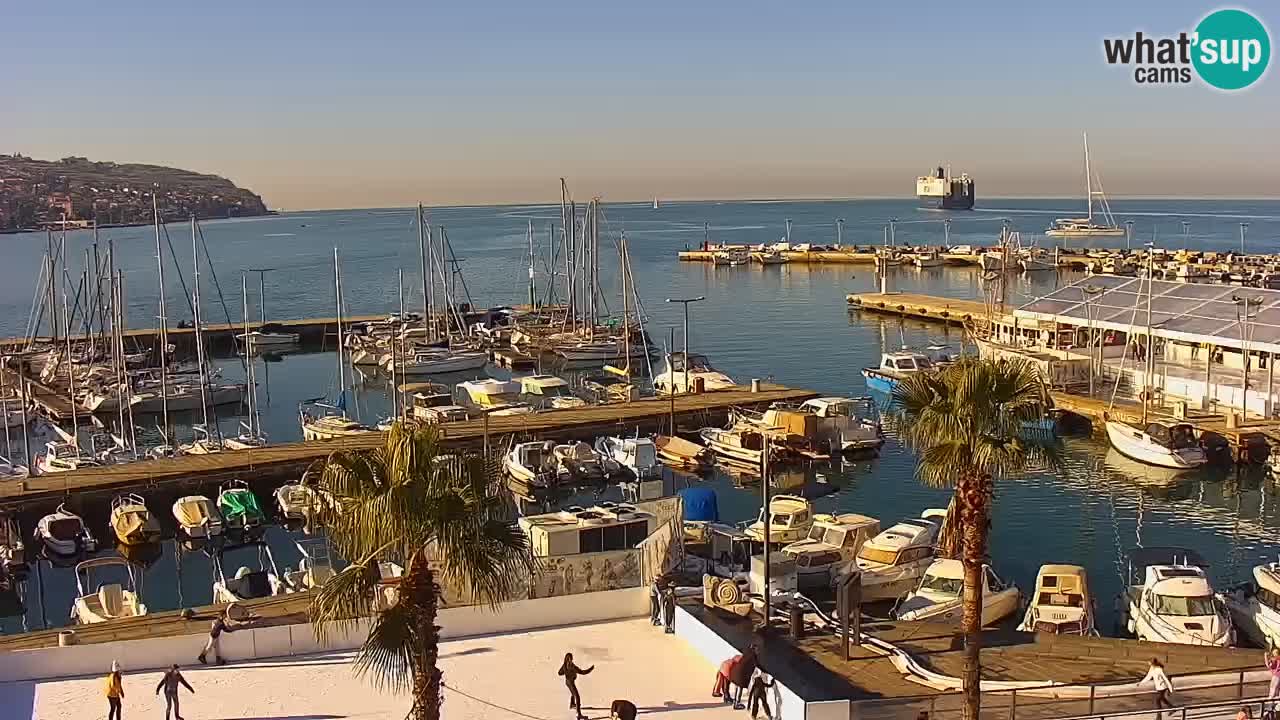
[
  {"left": 889, "top": 217, "right": 898, "bottom": 246},
  {"left": 666, "top": 296, "right": 706, "bottom": 394},
  {"left": 1082, "top": 285, "right": 1105, "bottom": 396},
  {"left": 1233, "top": 294, "right": 1263, "bottom": 418},
  {"left": 1125, "top": 221, "right": 1135, "bottom": 251},
  {"left": 943, "top": 218, "right": 951, "bottom": 248},
  {"left": 1241, "top": 222, "right": 1250, "bottom": 255}
]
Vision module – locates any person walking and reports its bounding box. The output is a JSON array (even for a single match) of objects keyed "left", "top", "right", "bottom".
[
  {"left": 1140, "top": 657, "right": 1174, "bottom": 720},
  {"left": 650, "top": 578, "right": 664, "bottom": 626},
  {"left": 748, "top": 668, "right": 774, "bottom": 720},
  {"left": 198, "top": 607, "right": 235, "bottom": 665},
  {"left": 1266, "top": 649, "right": 1280, "bottom": 702},
  {"left": 727, "top": 644, "right": 759, "bottom": 710},
  {"left": 104, "top": 661, "right": 124, "bottom": 720},
  {"left": 155, "top": 664, "right": 195, "bottom": 720},
  {"left": 558, "top": 652, "right": 594, "bottom": 720}
]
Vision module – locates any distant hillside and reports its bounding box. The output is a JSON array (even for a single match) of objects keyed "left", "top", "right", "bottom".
[{"left": 0, "top": 154, "right": 268, "bottom": 231}]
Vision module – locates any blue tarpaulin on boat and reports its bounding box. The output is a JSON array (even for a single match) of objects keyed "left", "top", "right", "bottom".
[{"left": 679, "top": 487, "right": 718, "bottom": 522}]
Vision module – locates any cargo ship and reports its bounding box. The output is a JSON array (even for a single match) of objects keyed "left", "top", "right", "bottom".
[{"left": 916, "top": 167, "right": 974, "bottom": 210}]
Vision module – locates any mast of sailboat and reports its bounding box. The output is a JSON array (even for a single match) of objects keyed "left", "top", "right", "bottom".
[
  {"left": 527, "top": 220, "right": 536, "bottom": 309},
  {"left": 397, "top": 268, "right": 406, "bottom": 419},
  {"left": 153, "top": 193, "right": 171, "bottom": 444},
  {"left": 62, "top": 277, "right": 79, "bottom": 448},
  {"left": 417, "top": 203, "right": 431, "bottom": 339},
  {"left": 241, "top": 273, "right": 257, "bottom": 441},
  {"left": 1141, "top": 242, "right": 1154, "bottom": 425},
  {"left": 333, "top": 247, "right": 346, "bottom": 412},
  {"left": 191, "top": 216, "right": 212, "bottom": 443},
  {"left": 1083, "top": 131, "right": 1094, "bottom": 224}
]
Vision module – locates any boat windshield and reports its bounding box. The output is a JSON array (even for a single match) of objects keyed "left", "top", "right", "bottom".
[
  {"left": 807, "top": 524, "right": 827, "bottom": 542},
  {"left": 1150, "top": 593, "right": 1217, "bottom": 616},
  {"left": 919, "top": 573, "right": 964, "bottom": 596},
  {"left": 633, "top": 443, "right": 656, "bottom": 467},
  {"left": 857, "top": 546, "right": 899, "bottom": 566}
]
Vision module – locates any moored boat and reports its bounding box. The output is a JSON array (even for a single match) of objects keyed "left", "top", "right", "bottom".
[
  {"left": 172, "top": 495, "right": 223, "bottom": 539},
  {"left": 743, "top": 494, "right": 814, "bottom": 544},
  {"left": 34, "top": 503, "right": 97, "bottom": 558},
  {"left": 109, "top": 493, "right": 161, "bottom": 546},
  {"left": 781, "top": 513, "right": 880, "bottom": 589},
  {"left": 1105, "top": 420, "right": 1207, "bottom": 470},
  {"left": 1017, "top": 564, "right": 1097, "bottom": 635},
  {"left": 895, "top": 558, "right": 1021, "bottom": 626}
]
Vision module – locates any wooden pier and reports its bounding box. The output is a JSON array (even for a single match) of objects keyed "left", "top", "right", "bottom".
[
  {"left": 0, "top": 383, "right": 817, "bottom": 507},
  {"left": 845, "top": 292, "right": 1008, "bottom": 327},
  {"left": 679, "top": 250, "right": 984, "bottom": 265}
]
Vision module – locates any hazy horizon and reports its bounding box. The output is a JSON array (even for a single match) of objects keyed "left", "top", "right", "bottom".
[{"left": 6, "top": 1, "right": 1276, "bottom": 210}]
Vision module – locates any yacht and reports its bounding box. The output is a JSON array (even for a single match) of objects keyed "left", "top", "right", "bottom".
[
  {"left": 71, "top": 557, "right": 148, "bottom": 624},
  {"left": 1017, "top": 564, "right": 1097, "bottom": 635},
  {"left": 595, "top": 435, "right": 661, "bottom": 481},
  {"left": 396, "top": 347, "right": 489, "bottom": 375},
  {"left": 518, "top": 375, "right": 587, "bottom": 409},
  {"left": 845, "top": 510, "right": 947, "bottom": 600},
  {"left": 34, "top": 503, "right": 97, "bottom": 557},
  {"left": 911, "top": 250, "right": 945, "bottom": 269},
  {"left": 172, "top": 495, "right": 223, "bottom": 539},
  {"left": 554, "top": 337, "right": 649, "bottom": 362},
  {"left": 236, "top": 323, "right": 301, "bottom": 349},
  {"left": 781, "top": 513, "right": 881, "bottom": 589},
  {"left": 796, "top": 397, "right": 884, "bottom": 453},
  {"left": 1223, "top": 561, "right": 1280, "bottom": 650},
  {"left": 861, "top": 351, "right": 935, "bottom": 394},
  {"left": 505, "top": 440, "right": 559, "bottom": 488},
  {"left": 895, "top": 559, "right": 1021, "bottom": 626},
  {"left": 653, "top": 352, "right": 735, "bottom": 395},
  {"left": 1046, "top": 133, "right": 1126, "bottom": 238},
  {"left": 1105, "top": 420, "right": 1207, "bottom": 470},
  {"left": 299, "top": 402, "right": 374, "bottom": 441},
  {"left": 743, "top": 494, "right": 814, "bottom": 544},
  {"left": 1119, "top": 547, "right": 1232, "bottom": 646},
  {"left": 212, "top": 541, "right": 288, "bottom": 603}
]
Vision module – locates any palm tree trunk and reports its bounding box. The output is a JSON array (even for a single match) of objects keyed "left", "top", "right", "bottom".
[
  {"left": 958, "top": 472, "right": 992, "bottom": 720},
  {"left": 405, "top": 553, "right": 443, "bottom": 720}
]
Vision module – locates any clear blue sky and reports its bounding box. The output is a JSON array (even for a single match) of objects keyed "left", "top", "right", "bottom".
[{"left": 2, "top": 1, "right": 1276, "bottom": 207}]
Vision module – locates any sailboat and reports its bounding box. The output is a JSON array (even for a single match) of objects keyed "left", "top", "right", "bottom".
[
  {"left": 300, "top": 248, "right": 373, "bottom": 441},
  {"left": 1104, "top": 246, "right": 1207, "bottom": 470},
  {"left": 1046, "top": 133, "right": 1126, "bottom": 238},
  {"left": 224, "top": 273, "right": 268, "bottom": 450}
]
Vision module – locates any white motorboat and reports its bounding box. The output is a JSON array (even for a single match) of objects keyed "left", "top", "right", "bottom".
[
  {"left": 34, "top": 503, "right": 97, "bottom": 557},
  {"left": 504, "top": 440, "right": 558, "bottom": 488},
  {"left": 71, "top": 557, "right": 148, "bottom": 624},
  {"left": 236, "top": 324, "right": 301, "bottom": 348},
  {"left": 860, "top": 351, "right": 935, "bottom": 394},
  {"left": 553, "top": 441, "right": 616, "bottom": 481},
  {"left": 1105, "top": 420, "right": 1207, "bottom": 470},
  {"left": 275, "top": 482, "right": 328, "bottom": 527},
  {"left": 456, "top": 379, "right": 534, "bottom": 416},
  {"left": 1017, "top": 564, "right": 1097, "bottom": 635},
  {"left": 713, "top": 248, "right": 750, "bottom": 266},
  {"left": 911, "top": 250, "right": 945, "bottom": 268},
  {"left": 1223, "top": 561, "right": 1280, "bottom": 650},
  {"left": 750, "top": 250, "right": 789, "bottom": 265},
  {"left": 796, "top": 397, "right": 884, "bottom": 453},
  {"left": 35, "top": 441, "right": 100, "bottom": 474},
  {"left": 1018, "top": 251, "right": 1057, "bottom": 272},
  {"left": 299, "top": 402, "right": 374, "bottom": 441},
  {"left": 699, "top": 426, "right": 777, "bottom": 466},
  {"left": 222, "top": 422, "right": 269, "bottom": 451},
  {"left": 518, "top": 375, "right": 586, "bottom": 409},
  {"left": 595, "top": 436, "right": 661, "bottom": 480},
  {"left": 653, "top": 352, "right": 736, "bottom": 395},
  {"left": 172, "top": 495, "right": 223, "bottom": 539},
  {"left": 131, "top": 382, "right": 246, "bottom": 413},
  {"left": 397, "top": 348, "right": 489, "bottom": 375},
  {"left": 109, "top": 493, "right": 161, "bottom": 546},
  {"left": 846, "top": 510, "right": 947, "bottom": 600},
  {"left": 282, "top": 538, "right": 336, "bottom": 591},
  {"left": 212, "top": 541, "right": 288, "bottom": 603},
  {"left": 781, "top": 513, "right": 881, "bottom": 589},
  {"left": 1119, "top": 547, "right": 1232, "bottom": 646},
  {"left": 654, "top": 435, "right": 711, "bottom": 470},
  {"left": 895, "top": 559, "right": 1021, "bottom": 626},
  {"left": 743, "top": 494, "right": 814, "bottom": 544}
]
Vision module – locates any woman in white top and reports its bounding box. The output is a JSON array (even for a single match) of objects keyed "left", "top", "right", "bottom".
[{"left": 1140, "top": 658, "right": 1174, "bottom": 719}]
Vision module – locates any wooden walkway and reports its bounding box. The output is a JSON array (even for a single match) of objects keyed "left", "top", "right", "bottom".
[
  {"left": 845, "top": 292, "right": 1008, "bottom": 327},
  {"left": 0, "top": 384, "right": 817, "bottom": 506},
  {"left": 0, "top": 591, "right": 313, "bottom": 651},
  {"left": 679, "top": 251, "right": 986, "bottom": 266}
]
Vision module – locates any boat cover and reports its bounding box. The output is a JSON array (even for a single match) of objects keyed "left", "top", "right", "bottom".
[
  {"left": 46, "top": 517, "right": 82, "bottom": 541},
  {"left": 679, "top": 487, "right": 719, "bottom": 522},
  {"left": 220, "top": 489, "right": 264, "bottom": 522},
  {"left": 175, "top": 497, "right": 217, "bottom": 528},
  {"left": 113, "top": 507, "right": 157, "bottom": 542},
  {"left": 230, "top": 570, "right": 273, "bottom": 599},
  {"left": 278, "top": 485, "right": 315, "bottom": 512}
]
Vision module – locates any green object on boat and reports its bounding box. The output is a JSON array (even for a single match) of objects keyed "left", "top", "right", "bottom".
[{"left": 219, "top": 486, "right": 265, "bottom": 526}]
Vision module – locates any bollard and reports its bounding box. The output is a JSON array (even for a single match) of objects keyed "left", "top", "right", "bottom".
[
  {"left": 751, "top": 378, "right": 761, "bottom": 393},
  {"left": 58, "top": 630, "right": 77, "bottom": 647},
  {"left": 790, "top": 602, "right": 804, "bottom": 639}
]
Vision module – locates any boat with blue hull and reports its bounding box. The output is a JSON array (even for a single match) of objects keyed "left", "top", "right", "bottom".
[
  {"left": 860, "top": 351, "right": 937, "bottom": 393},
  {"left": 916, "top": 166, "right": 974, "bottom": 210}
]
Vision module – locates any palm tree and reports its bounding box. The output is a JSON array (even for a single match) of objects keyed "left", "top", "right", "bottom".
[
  {"left": 306, "top": 422, "right": 536, "bottom": 720},
  {"left": 891, "top": 357, "right": 1060, "bottom": 720}
]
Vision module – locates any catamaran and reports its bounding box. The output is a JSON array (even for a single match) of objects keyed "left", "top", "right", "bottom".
[{"left": 1046, "top": 132, "right": 1125, "bottom": 238}]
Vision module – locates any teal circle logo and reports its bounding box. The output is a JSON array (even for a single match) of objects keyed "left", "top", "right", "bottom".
[{"left": 1192, "top": 9, "right": 1270, "bottom": 90}]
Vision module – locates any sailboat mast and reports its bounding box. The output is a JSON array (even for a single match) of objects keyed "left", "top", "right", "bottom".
[
  {"left": 1084, "top": 131, "right": 1094, "bottom": 223},
  {"left": 333, "top": 248, "right": 346, "bottom": 401},
  {"left": 397, "top": 269, "right": 406, "bottom": 418},
  {"left": 620, "top": 232, "right": 631, "bottom": 371},
  {"left": 62, "top": 281, "right": 79, "bottom": 447},
  {"left": 527, "top": 220, "right": 536, "bottom": 308},
  {"left": 1142, "top": 245, "right": 1154, "bottom": 425},
  {"left": 153, "top": 193, "right": 171, "bottom": 442},
  {"left": 241, "top": 273, "right": 256, "bottom": 439},
  {"left": 417, "top": 203, "right": 430, "bottom": 336},
  {"left": 192, "top": 216, "right": 211, "bottom": 437}
]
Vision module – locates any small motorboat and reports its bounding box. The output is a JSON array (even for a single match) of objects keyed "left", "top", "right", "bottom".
[
  {"left": 699, "top": 426, "right": 778, "bottom": 466},
  {"left": 110, "top": 494, "right": 161, "bottom": 546},
  {"left": 282, "top": 538, "right": 336, "bottom": 591},
  {"left": 518, "top": 375, "right": 587, "bottom": 409},
  {"left": 845, "top": 509, "right": 947, "bottom": 600},
  {"left": 35, "top": 441, "right": 100, "bottom": 474},
  {"left": 217, "top": 480, "right": 267, "bottom": 536},
  {"left": 1223, "top": 561, "right": 1280, "bottom": 650},
  {"left": 781, "top": 513, "right": 881, "bottom": 589},
  {"left": 0, "top": 512, "right": 28, "bottom": 580},
  {"left": 553, "top": 441, "right": 615, "bottom": 481},
  {"left": 595, "top": 436, "right": 661, "bottom": 480},
  {"left": 299, "top": 403, "right": 374, "bottom": 441},
  {"left": 212, "top": 541, "right": 288, "bottom": 603},
  {"left": 71, "top": 557, "right": 148, "bottom": 624},
  {"left": 796, "top": 397, "right": 885, "bottom": 453},
  {"left": 1017, "top": 564, "right": 1097, "bottom": 635},
  {"left": 860, "top": 351, "right": 936, "bottom": 394},
  {"left": 653, "top": 352, "right": 736, "bottom": 395},
  {"left": 35, "top": 503, "right": 97, "bottom": 557},
  {"left": 172, "top": 495, "right": 223, "bottom": 539},
  {"left": 178, "top": 425, "right": 222, "bottom": 455},
  {"left": 275, "top": 482, "right": 330, "bottom": 531},
  {"left": 0, "top": 455, "right": 29, "bottom": 480},
  {"left": 743, "top": 494, "right": 814, "bottom": 544},
  {"left": 236, "top": 324, "right": 302, "bottom": 348},
  {"left": 655, "top": 435, "right": 711, "bottom": 470},
  {"left": 1105, "top": 420, "right": 1207, "bottom": 470},
  {"left": 895, "top": 559, "right": 1021, "bottom": 626},
  {"left": 750, "top": 250, "right": 789, "bottom": 265},
  {"left": 505, "top": 440, "right": 558, "bottom": 488}
]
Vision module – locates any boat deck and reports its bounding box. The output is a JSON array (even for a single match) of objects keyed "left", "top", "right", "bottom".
[{"left": 0, "top": 384, "right": 817, "bottom": 506}]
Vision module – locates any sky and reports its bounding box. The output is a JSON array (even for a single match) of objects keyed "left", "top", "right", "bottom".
[{"left": 2, "top": 1, "right": 1277, "bottom": 209}]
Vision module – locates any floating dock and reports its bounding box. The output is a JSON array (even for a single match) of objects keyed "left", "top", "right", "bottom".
[
  {"left": 0, "top": 383, "right": 817, "bottom": 506},
  {"left": 845, "top": 292, "right": 1009, "bottom": 327},
  {"left": 679, "top": 250, "right": 984, "bottom": 265}
]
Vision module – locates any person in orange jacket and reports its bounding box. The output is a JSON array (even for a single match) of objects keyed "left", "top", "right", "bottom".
[{"left": 105, "top": 660, "right": 124, "bottom": 720}]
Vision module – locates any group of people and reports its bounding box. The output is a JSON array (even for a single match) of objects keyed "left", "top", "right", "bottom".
[
  {"left": 559, "top": 652, "right": 641, "bottom": 720},
  {"left": 713, "top": 642, "right": 774, "bottom": 719},
  {"left": 650, "top": 576, "right": 677, "bottom": 633}
]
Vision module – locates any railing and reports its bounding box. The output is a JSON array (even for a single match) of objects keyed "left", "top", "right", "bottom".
[{"left": 849, "top": 666, "right": 1269, "bottom": 720}]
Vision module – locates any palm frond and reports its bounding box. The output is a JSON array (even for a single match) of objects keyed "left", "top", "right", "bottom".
[
  {"left": 309, "top": 560, "right": 380, "bottom": 643},
  {"left": 353, "top": 599, "right": 422, "bottom": 694}
]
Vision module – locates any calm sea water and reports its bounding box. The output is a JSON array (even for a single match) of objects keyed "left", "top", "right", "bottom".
[{"left": 2, "top": 197, "right": 1280, "bottom": 635}]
